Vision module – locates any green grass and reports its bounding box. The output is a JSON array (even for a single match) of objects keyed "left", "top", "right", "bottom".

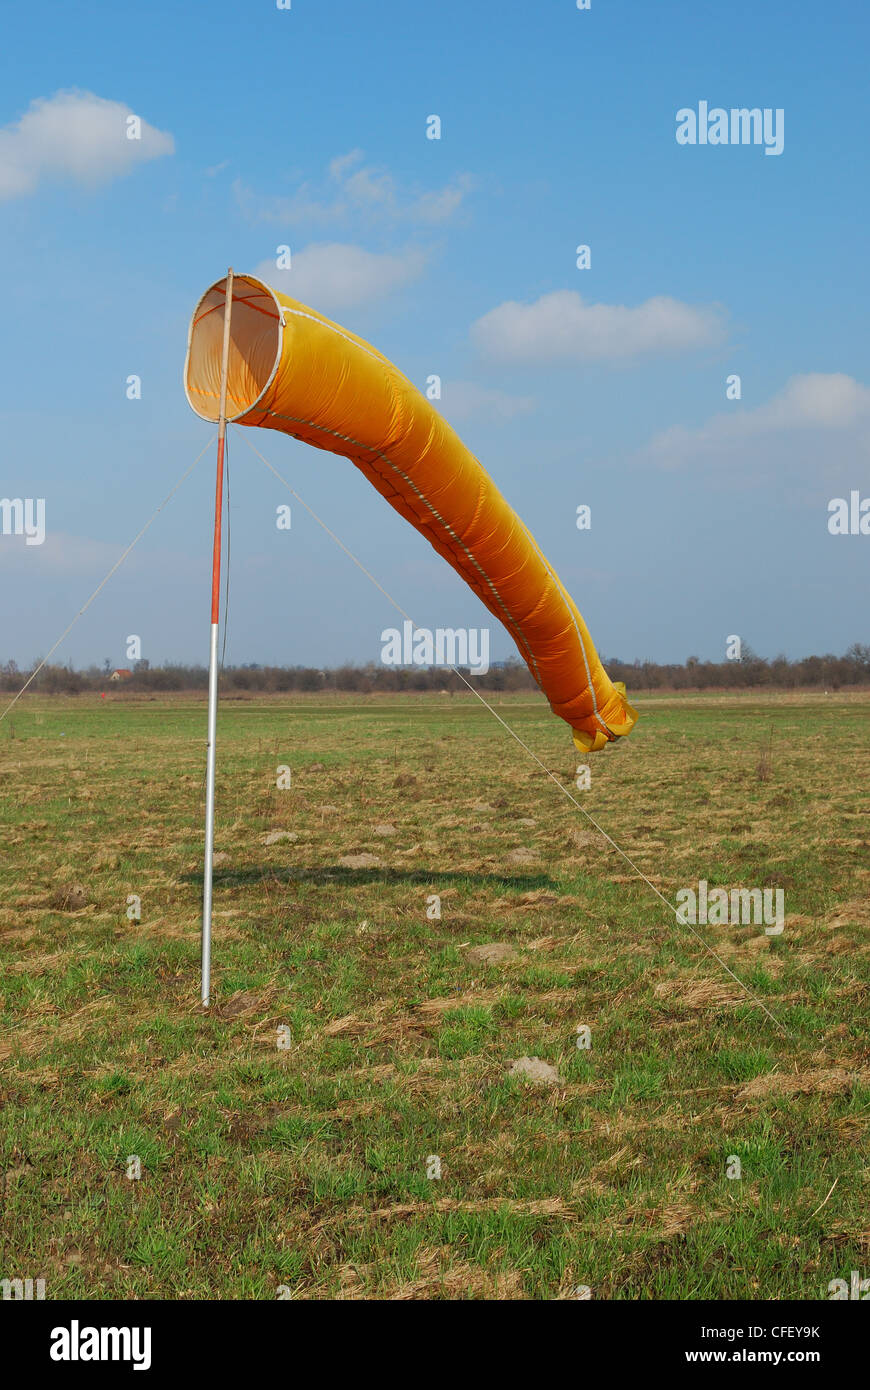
[{"left": 0, "top": 688, "right": 868, "bottom": 1299}]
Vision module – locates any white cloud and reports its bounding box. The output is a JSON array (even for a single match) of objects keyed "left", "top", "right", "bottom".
[
  {"left": 744, "top": 372, "right": 870, "bottom": 430},
  {"left": 0, "top": 89, "right": 174, "bottom": 201},
  {"left": 235, "top": 152, "right": 472, "bottom": 227},
  {"left": 437, "top": 381, "right": 536, "bottom": 424},
  {"left": 252, "top": 243, "right": 426, "bottom": 313},
  {"left": 343, "top": 165, "right": 395, "bottom": 209},
  {"left": 410, "top": 179, "right": 473, "bottom": 224},
  {"left": 645, "top": 373, "right": 870, "bottom": 471},
  {"left": 471, "top": 289, "right": 725, "bottom": 365},
  {"left": 0, "top": 529, "right": 129, "bottom": 575},
  {"left": 329, "top": 149, "right": 365, "bottom": 181}
]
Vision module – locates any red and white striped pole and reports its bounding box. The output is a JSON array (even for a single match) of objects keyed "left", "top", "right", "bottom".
[{"left": 201, "top": 267, "right": 234, "bottom": 1007}]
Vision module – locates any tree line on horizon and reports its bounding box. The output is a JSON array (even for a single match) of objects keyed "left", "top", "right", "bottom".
[{"left": 2, "top": 645, "right": 869, "bottom": 696}]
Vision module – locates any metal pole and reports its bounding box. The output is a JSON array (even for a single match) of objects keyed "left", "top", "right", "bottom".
[{"left": 202, "top": 267, "right": 234, "bottom": 1007}]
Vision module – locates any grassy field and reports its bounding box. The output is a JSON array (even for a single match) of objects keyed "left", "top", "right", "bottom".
[{"left": 1, "top": 689, "right": 868, "bottom": 1300}]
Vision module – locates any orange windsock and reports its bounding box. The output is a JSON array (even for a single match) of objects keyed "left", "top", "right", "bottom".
[{"left": 184, "top": 274, "right": 637, "bottom": 752}]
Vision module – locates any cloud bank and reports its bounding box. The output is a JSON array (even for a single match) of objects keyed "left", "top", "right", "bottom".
[
  {"left": 471, "top": 289, "right": 725, "bottom": 365},
  {"left": 645, "top": 373, "right": 870, "bottom": 472},
  {"left": 0, "top": 89, "right": 174, "bottom": 200},
  {"left": 253, "top": 242, "right": 426, "bottom": 313},
  {"left": 236, "top": 149, "right": 473, "bottom": 228}
]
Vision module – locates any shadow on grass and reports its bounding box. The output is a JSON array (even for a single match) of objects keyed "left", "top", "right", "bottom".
[{"left": 182, "top": 865, "right": 559, "bottom": 891}]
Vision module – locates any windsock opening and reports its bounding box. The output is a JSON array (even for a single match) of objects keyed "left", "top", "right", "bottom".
[{"left": 184, "top": 274, "right": 283, "bottom": 423}]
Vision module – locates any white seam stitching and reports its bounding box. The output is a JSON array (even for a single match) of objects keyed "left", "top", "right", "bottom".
[{"left": 280, "top": 306, "right": 388, "bottom": 366}]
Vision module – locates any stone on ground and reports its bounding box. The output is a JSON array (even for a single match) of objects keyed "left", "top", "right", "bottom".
[{"left": 508, "top": 1056, "right": 562, "bottom": 1086}]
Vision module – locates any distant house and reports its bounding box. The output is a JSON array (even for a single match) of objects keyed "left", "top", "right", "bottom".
[{"left": 110, "top": 668, "right": 132, "bottom": 681}]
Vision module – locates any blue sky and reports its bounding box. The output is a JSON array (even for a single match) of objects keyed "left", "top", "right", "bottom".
[{"left": 1, "top": 0, "right": 867, "bottom": 671}]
